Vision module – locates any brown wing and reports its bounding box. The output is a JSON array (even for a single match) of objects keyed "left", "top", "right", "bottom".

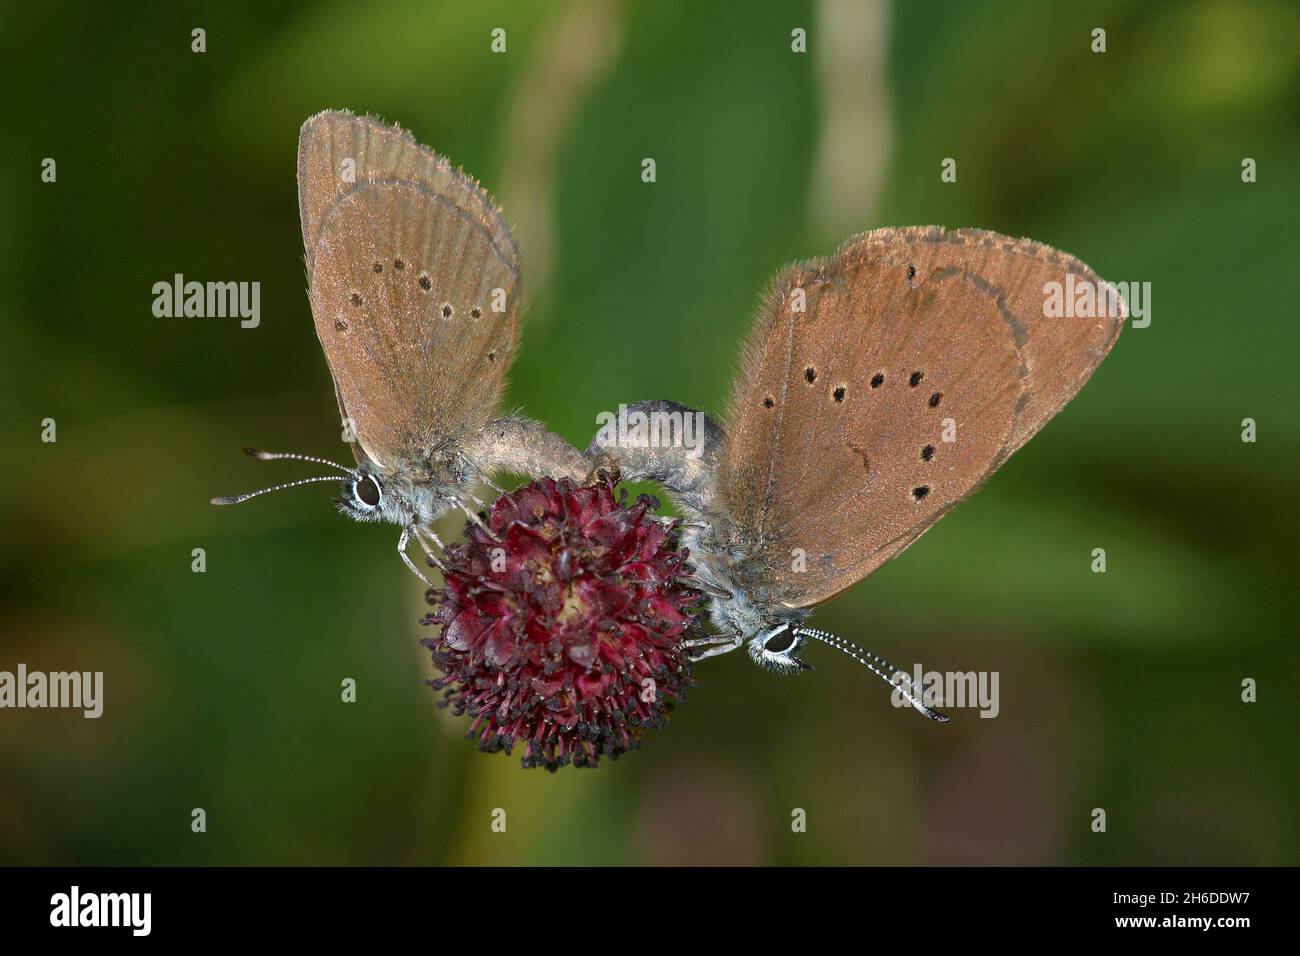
[
  {"left": 720, "top": 226, "right": 1124, "bottom": 609},
  {"left": 298, "top": 111, "right": 519, "bottom": 472}
]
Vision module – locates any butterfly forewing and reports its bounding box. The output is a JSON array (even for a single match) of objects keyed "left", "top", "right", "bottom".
[
  {"left": 298, "top": 111, "right": 520, "bottom": 473},
  {"left": 299, "top": 111, "right": 519, "bottom": 277},
  {"left": 721, "top": 227, "right": 1123, "bottom": 609}
]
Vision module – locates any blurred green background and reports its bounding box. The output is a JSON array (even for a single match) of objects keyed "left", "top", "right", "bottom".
[{"left": 2, "top": 0, "right": 1298, "bottom": 865}]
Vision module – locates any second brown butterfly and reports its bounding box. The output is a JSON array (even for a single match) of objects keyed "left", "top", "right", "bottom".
[{"left": 588, "top": 227, "right": 1125, "bottom": 720}]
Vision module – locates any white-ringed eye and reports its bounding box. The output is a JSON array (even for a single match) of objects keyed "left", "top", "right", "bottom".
[
  {"left": 354, "top": 474, "right": 382, "bottom": 509},
  {"left": 764, "top": 625, "right": 797, "bottom": 654}
]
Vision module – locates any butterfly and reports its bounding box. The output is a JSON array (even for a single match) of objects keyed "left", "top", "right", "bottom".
[
  {"left": 213, "top": 111, "right": 588, "bottom": 581},
  {"left": 586, "top": 227, "right": 1125, "bottom": 720}
]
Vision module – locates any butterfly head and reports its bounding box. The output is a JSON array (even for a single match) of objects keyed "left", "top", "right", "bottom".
[{"left": 212, "top": 447, "right": 429, "bottom": 529}]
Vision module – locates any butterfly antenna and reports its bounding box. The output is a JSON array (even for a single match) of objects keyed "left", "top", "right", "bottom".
[
  {"left": 211, "top": 475, "right": 343, "bottom": 506},
  {"left": 794, "top": 627, "right": 950, "bottom": 723},
  {"left": 242, "top": 447, "right": 356, "bottom": 475}
]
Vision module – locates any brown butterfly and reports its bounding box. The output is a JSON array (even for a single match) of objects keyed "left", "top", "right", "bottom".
[
  {"left": 214, "top": 111, "right": 587, "bottom": 581},
  {"left": 587, "top": 227, "right": 1125, "bottom": 720}
]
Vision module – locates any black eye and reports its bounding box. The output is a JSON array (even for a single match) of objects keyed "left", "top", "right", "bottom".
[
  {"left": 355, "top": 475, "right": 381, "bottom": 507},
  {"left": 765, "top": 628, "right": 796, "bottom": 654}
]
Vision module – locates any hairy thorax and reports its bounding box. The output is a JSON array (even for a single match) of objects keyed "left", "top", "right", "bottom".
[{"left": 681, "top": 519, "right": 805, "bottom": 642}]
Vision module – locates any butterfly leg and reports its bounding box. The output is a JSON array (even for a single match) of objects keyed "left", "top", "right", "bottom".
[
  {"left": 686, "top": 577, "right": 734, "bottom": 601},
  {"left": 451, "top": 496, "right": 500, "bottom": 542},
  {"left": 411, "top": 524, "right": 447, "bottom": 573},
  {"left": 683, "top": 633, "right": 743, "bottom": 661},
  {"left": 397, "top": 528, "right": 432, "bottom": 584}
]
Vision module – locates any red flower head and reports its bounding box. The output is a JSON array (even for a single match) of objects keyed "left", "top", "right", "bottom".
[{"left": 421, "top": 476, "right": 698, "bottom": 770}]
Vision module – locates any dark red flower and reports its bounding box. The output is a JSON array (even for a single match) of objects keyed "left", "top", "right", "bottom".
[{"left": 421, "top": 476, "right": 698, "bottom": 770}]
